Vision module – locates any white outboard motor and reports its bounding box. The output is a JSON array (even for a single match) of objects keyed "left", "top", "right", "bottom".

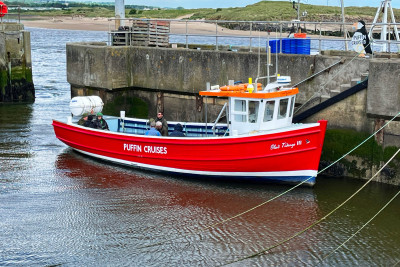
[{"left": 69, "top": 96, "right": 104, "bottom": 116}]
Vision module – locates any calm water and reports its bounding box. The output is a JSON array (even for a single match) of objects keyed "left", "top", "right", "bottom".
[{"left": 0, "top": 28, "right": 400, "bottom": 266}]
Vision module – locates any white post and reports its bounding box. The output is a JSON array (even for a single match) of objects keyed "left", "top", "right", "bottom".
[
  {"left": 115, "top": 0, "right": 125, "bottom": 30},
  {"left": 381, "top": 0, "right": 389, "bottom": 52},
  {"left": 369, "top": 0, "right": 399, "bottom": 52},
  {"left": 370, "top": 2, "right": 382, "bottom": 38},
  {"left": 388, "top": 1, "right": 400, "bottom": 51},
  {"left": 341, "top": 0, "right": 348, "bottom": 50},
  {"left": 297, "top": 0, "right": 300, "bottom": 21},
  {"left": 120, "top": 110, "right": 125, "bottom": 132}
]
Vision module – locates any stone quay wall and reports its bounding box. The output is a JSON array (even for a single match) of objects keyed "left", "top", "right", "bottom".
[
  {"left": 66, "top": 42, "right": 400, "bottom": 185},
  {"left": 0, "top": 23, "right": 34, "bottom": 102}
]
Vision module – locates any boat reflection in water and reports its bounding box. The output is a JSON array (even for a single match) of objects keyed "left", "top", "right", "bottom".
[{"left": 55, "top": 149, "right": 322, "bottom": 265}]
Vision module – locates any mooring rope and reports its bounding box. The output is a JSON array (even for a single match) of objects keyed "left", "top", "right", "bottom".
[
  {"left": 224, "top": 148, "right": 400, "bottom": 266},
  {"left": 139, "top": 111, "right": 400, "bottom": 250},
  {"left": 196, "top": 111, "right": 400, "bottom": 232},
  {"left": 294, "top": 42, "right": 371, "bottom": 115},
  {"left": 320, "top": 180, "right": 400, "bottom": 262}
]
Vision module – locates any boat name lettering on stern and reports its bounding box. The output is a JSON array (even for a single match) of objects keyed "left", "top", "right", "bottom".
[
  {"left": 270, "top": 140, "right": 305, "bottom": 150},
  {"left": 270, "top": 144, "right": 280, "bottom": 150},
  {"left": 282, "top": 142, "right": 296, "bottom": 148},
  {"left": 123, "top": 143, "right": 167, "bottom": 154}
]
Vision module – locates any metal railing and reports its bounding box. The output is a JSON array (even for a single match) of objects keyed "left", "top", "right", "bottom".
[
  {"left": 107, "top": 18, "right": 400, "bottom": 54},
  {"left": 0, "top": 5, "right": 21, "bottom": 26}
]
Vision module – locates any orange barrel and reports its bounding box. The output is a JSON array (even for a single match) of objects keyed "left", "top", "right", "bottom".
[{"left": 294, "top": 33, "right": 306, "bottom": 38}]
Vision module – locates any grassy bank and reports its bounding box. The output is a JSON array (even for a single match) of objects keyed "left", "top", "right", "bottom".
[{"left": 16, "top": 1, "right": 400, "bottom": 22}]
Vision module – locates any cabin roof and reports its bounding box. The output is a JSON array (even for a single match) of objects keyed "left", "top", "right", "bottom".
[{"left": 199, "top": 88, "right": 299, "bottom": 99}]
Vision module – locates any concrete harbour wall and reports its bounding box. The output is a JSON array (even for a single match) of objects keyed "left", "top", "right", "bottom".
[
  {"left": 66, "top": 42, "right": 400, "bottom": 185},
  {"left": 0, "top": 23, "right": 34, "bottom": 102}
]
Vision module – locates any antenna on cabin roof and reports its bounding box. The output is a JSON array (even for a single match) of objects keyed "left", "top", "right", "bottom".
[{"left": 369, "top": 0, "right": 400, "bottom": 52}]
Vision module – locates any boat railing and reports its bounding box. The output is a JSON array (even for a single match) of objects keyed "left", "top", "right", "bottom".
[
  {"left": 116, "top": 117, "right": 227, "bottom": 137},
  {"left": 107, "top": 18, "right": 400, "bottom": 53},
  {"left": 212, "top": 102, "right": 228, "bottom": 136}
]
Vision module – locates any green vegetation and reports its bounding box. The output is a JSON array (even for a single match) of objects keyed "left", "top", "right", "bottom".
[
  {"left": 102, "top": 95, "right": 148, "bottom": 118},
  {"left": 9, "top": 0, "right": 399, "bottom": 22},
  {"left": 0, "top": 70, "right": 7, "bottom": 96},
  {"left": 185, "top": 1, "right": 398, "bottom": 22},
  {"left": 322, "top": 129, "right": 400, "bottom": 175},
  {"left": 11, "top": 66, "right": 32, "bottom": 82},
  {"left": 126, "top": 8, "right": 199, "bottom": 19},
  {"left": 19, "top": 6, "right": 115, "bottom": 17}
]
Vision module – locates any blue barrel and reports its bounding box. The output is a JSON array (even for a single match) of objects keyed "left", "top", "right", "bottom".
[
  {"left": 282, "top": 38, "right": 292, "bottom": 54},
  {"left": 295, "top": 38, "right": 311, "bottom": 54},
  {"left": 290, "top": 38, "right": 296, "bottom": 53},
  {"left": 268, "top": 39, "right": 280, "bottom": 53}
]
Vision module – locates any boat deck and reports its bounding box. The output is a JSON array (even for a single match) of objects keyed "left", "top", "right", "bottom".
[{"left": 72, "top": 116, "right": 319, "bottom": 138}]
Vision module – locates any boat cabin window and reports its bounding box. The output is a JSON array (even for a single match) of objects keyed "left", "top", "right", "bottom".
[
  {"left": 289, "top": 96, "right": 295, "bottom": 117},
  {"left": 278, "top": 98, "right": 289, "bottom": 119},
  {"left": 248, "top": 101, "right": 259, "bottom": 123},
  {"left": 233, "top": 99, "right": 260, "bottom": 123},
  {"left": 234, "top": 99, "right": 246, "bottom": 122},
  {"left": 263, "top": 100, "right": 275, "bottom": 122}
]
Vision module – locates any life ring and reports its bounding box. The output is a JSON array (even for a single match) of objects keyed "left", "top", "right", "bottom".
[
  {"left": 0, "top": 2, "right": 8, "bottom": 17},
  {"left": 220, "top": 84, "right": 245, "bottom": 91},
  {"left": 220, "top": 83, "right": 263, "bottom": 92}
]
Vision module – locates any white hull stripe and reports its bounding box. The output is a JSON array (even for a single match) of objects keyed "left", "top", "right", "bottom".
[{"left": 74, "top": 148, "right": 318, "bottom": 178}]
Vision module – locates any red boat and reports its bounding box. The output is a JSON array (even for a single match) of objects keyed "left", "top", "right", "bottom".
[{"left": 53, "top": 76, "right": 327, "bottom": 186}]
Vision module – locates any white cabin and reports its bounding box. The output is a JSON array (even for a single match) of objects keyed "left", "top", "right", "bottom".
[{"left": 200, "top": 76, "right": 298, "bottom": 136}]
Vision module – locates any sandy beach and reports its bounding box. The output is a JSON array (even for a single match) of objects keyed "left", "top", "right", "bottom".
[
  {"left": 20, "top": 15, "right": 348, "bottom": 41},
  {"left": 21, "top": 16, "right": 113, "bottom": 31},
  {"left": 20, "top": 15, "right": 281, "bottom": 37}
]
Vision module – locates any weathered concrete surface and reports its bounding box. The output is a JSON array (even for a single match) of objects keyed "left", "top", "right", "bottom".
[
  {"left": 66, "top": 42, "right": 398, "bottom": 128},
  {"left": 67, "top": 43, "right": 369, "bottom": 100},
  {"left": 304, "top": 69, "right": 400, "bottom": 186},
  {"left": 367, "top": 58, "right": 400, "bottom": 120},
  {"left": 67, "top": 43, "right": 373, "bottom": 122},
  {"left": 0, "top": 23, "right": 34, "bottom": 102},
  {"left": 306, "top": 90, "right": 372, "bottom": 132},
  {"left": 66, "top": 43, "right": 400, "bottom": 185}
]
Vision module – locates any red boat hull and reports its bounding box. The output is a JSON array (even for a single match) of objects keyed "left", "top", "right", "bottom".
[{"left": 52, "top": 120, "right": 327, "bottom": 185}]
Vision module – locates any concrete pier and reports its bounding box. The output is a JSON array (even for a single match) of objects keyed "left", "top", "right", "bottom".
[
  {"left": 67, "top": 43, "right": 371, "bottom": 117},
  {"left": 0, "top": 23, "right": 34, "bottom": 102},
  {"left": 66, "top": 42, "right": 400, "bottom": 185}
]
